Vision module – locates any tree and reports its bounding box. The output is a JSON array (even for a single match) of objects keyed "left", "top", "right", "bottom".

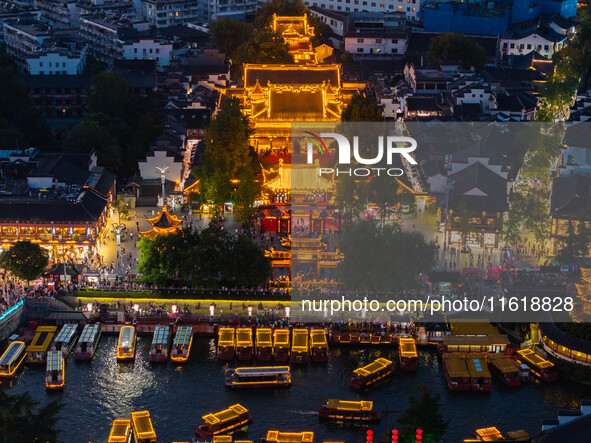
[
  {"left": 427, "top": 33, "right": 486, "bottom": 68},
  {"left": 233, "top": 162, "right": 260, "bottom": 223},
  {"left": 538, "top": 77, "right": 578, "bottom": 120},
  {"left": 556, "top": 210, "right": 591, "bottom": 263},
  {"left": 116, "top": 195, "right": 130, "bottom": 221},
  {"left": 338, "top": 220, "right": 435, "bottom": 291},
  {"left": 341, "top": 91, "right": 385, "bottom": 122},
  {"left": 0, "top": 241, "right": 48, "bottom": 285},
  {"left": 210, "top": 18, "right": 253, "bottom": 60},
  {"left": 233, "top": 28, "right": 294, "bottom": 72},
  {"left": 369, "top": 173, "right": 399, "bottom": 227},
  {"left": 396, "top": 384, "right": 449, "bottom": 443},
  {"left": 0, "top": 390, "right": 64, "bottom": 443},
  {"left": 88, "top": 71, "right": 131, "bottom": 120},
  {"left": 455, "top": 200, "right": 473, "bottom": 246},
  {"left": 255, "top": 0, "right": 307, "bottom": 28},
  {"left": 83, "top": 54, "right": 106, "bottom": 75}
]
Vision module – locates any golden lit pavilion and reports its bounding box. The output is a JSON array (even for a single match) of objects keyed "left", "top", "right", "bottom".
[
  {"left": 271, "top": 13, "right": 316, "bottom": 63},
  {"left": 140, "top": 206, "right": 182, "bottom": 237}
]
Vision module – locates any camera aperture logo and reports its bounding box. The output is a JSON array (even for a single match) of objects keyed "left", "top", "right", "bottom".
[{"left": 305, "top": 132, "right": 418, "bottom": 177}]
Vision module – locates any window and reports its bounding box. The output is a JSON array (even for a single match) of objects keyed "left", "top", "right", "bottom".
[
  {"left": 391, "top": 48, "right": 398, "bottom": 53},
  {"left": 362, "top": 1, "right": 367, "bottom": 4},
  {"left": 375, "top": 38, "right": 382, "bottom": 43},
  {"left": 380, "top": 2, "right": 384, "bottom": 6},
  {"left": 156, "top": 48, "right": 159, "bottom": 54},
  {"left": 527, "top": 44, "right": 531, "bottom": 49},
  {"left": 357, "top": 47, "right": 364, "bottom": 52},
  {"left": 503, "top": 42, "right": 507, "bottom": 48},
  {"left": 357, "top": 38, "right": 364, "bottom": 43},
  {"left": 412, "top": 7, "right": 415, "bottom": 11},
  {"left": 392, "top": 39, "right": 398, "bottom": 43},
  {"left": 544, "top": 45, "right": 549, "bottom": 51},
  {"left": 39, "top": 62, "right": 43, "bottom": 67},
  {"left": 398, "top": 5, "right": 402, "bottom": 9},
  {"left": 510, "top": 43, "right": 515, "bottom": 48},
  {"left": 371, "top": 1, "right": 375, "bottom": 5}
]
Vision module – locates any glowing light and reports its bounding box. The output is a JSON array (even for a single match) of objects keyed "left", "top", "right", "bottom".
[
  {"left": 209, "top": 304, "right": 215, "bottom": 316},
  {"left": 171, "top": 304, "right": 177, "bottom": 314},
  {"left": 86, "top": 303, "right": 93, "bottom": 312},
  {"left": 248, "top": 305, "right": 253, "bottom": 317},
  {"left": 133, "top": 304, "right": 139, "bottom": 312},
  {"left": 285, "top": 306, "right": 290, "bottom": 317}
]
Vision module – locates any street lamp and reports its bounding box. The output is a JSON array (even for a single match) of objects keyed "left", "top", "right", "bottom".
[
  {"left": 443, "top": 178, "right": 455, "bottom": 255},
  {"left": 111, "top": 222, "right": 126, "bottom": 282},
  {"left": 155, "top": 165, "right": 169, "bottom": 207},
  {"left": 58, "top": 234, "right": 67, "bottom": 287}
]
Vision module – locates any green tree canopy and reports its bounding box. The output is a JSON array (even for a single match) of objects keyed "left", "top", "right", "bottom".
[
  {"left": 233, "top": 28, "right": 294, "bottom": 73},
  {"left": 338, "top": 220, "right": 435, "bottom": 291},
  {"left": 396, "top": 384, "right": 449, "bottom": 443},
  {"left": 255, "top": 0, "right": 307, "bottom": 28},
  {"left": 341, "top": 91, "right": 385, "bottom": 122},
  {"left": 88, "top": 71, "right": 131, "bottom": 120},
  {"left": 427, "top": 33, "right": 486, "bottom": 68},
  {"left": 210, "top": 18, "right": 253, "bottom": 60},
  {"left": 0, "top": 241, "right": 49, "bottom": 283}
]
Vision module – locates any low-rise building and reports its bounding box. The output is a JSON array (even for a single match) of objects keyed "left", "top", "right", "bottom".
[
  {"left": 304, "top": 0, "right": 419, "bottom": 21},
  {"left": 35, "top": 0, "right": 78, "bottom": 28},
  {"left": 143, "top": 0, "right": 206, "bottom": 26},
  {"left": 207, "top": 0, "right": 257, "bottom": 21},
  {"left": 25, "top": 41, "right": 87, "bottom": 75},
  {"left": 122, "top": 38, "right": 173, "bottom": 69},
  {"left": 22, "top": 74, "right": 91, "bottom": 118},
  {"left": 344, "top": 30, "right": 407, "bottom": 59},
  {"left": 3, "top": 20, "right": 53, "bottom": 70}
]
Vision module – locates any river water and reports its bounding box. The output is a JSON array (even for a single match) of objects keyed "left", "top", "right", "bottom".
[{"left": 2, "top": 335, "right": 590, "bottom": 443}]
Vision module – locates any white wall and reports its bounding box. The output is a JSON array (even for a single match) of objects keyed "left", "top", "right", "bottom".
[
  {"left": 139, "top": 150, "right": 182, "bottom": 182},
  {"left": 27, "top": 50, "right": 86, "bottom": 75},
  {"left": 500, "top": 33, "right": 554, "bottom": 58},
  {"left": 122, "top": 39, "right": 172, "bottom": 68}
]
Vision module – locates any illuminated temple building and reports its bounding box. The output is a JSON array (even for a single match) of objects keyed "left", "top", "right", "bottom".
[
  {"left": 271, "top": 14, "right": 317, "bottom": 64},
  {"left": 139, "top": 206, "right": 183, "bottom": 237}
]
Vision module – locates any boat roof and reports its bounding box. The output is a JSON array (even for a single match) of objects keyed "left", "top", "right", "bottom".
[
  {"left": 79, "top": 324, "right": 100, "bottom": 343},
  {"left": 443, "top": 353, "right": 470, "bottom": 377},
  {"left": 212, "top": 436, "right": 232, "bottom": 443},
  {"left": 54, "top": 324, "right": 77, "bottom": 344},
  {"left": 265, "top": 431, "right": 315, "bottom": 443},
  {"left": 399, "top": 338, "right": 418, "bottom": 357},
  {"left": 46, "top": 351, "right": 63, "bottom": 371},
  {"left": 131, "top": 411, "right": 156, "bottom": 439},
  {"left": 108, "top": 419, "right": 131, "bottom": 443},
  {"left": 475, "top": 427, "right": 503, "bottom": 441},
  {"left": 449, "top": 321, "right": 500, "bottom": 336},
  {"left": 517, "top": 349, "right": 555, "bottom": 368},
  {"left": 173, "top": 326, "right": 192, "bottom": 346},
  {"left": 27, "top": 326, "right": 57, "bottom": 352},
  {"left": 0, "top": 341, "right": 25, "bottom": 366},
  {"left": 202, "top": 404, "right": 248, "bottom": 425},
  {"left": 310, "top": 330, "right": 327, "bottom": 346},
  {"left": 488, "top": 353, "right": 518, "bottom": 374},
  {"left": 325, "top": 399, "right": 373, "bottom": 411},
  {"left": 119, "top": 326, "right": 135, "bottom": 347},
  {"left": 292, "top": 329, "right": 308, "bottom": 350},
  {"left": 353, "top": 358, "right": 392, "bottom": 377},
  {"left": 234, "top": 366, "right": 290, "bottom": 376},
  {"left": 152, "top": 325, "right": 171, "bottom": 345},
  {"left": 218, "top": 327, "right": 235, "bottom": 346},
  {"left": 274, "top": 329, "right": 290, "bottom": 345},
  {"left": 465, "top": 354, "right": 491, "bottom": 377},
  {"left": 443, "top": 334, "right": 511, "bottom": 346},
  {"left": 236, "top": 328, "right": 253, "bottom": 346},
  {"left": 256, "top": 328, "right": 273, "bottom": 346}
]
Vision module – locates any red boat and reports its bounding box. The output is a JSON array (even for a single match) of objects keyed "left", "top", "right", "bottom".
[
  {"left": 398, "top": 338, "right": 418, "bottom": 372},
  {"left": 349, "top": 358, "right": 394, "bottom": 390},
  {"left": 319, "top": 399, "right": 381, "bottom": 423},
  {"left": 488, "top": 353, "right": 521, "bottom": 387},
  {"left": 273, "top": 329, "right": 290, "bottom": 362},
  {"left": 516, "top": 349, "right": 558, "bottom": 382},
  {"left": 442, "top": 353, "right": 471, "bottom": 391},
  {"left": 236, "top": 328, "right": 253, "bottom": 361},
  {"left": 310, "top": 329, "right": 328, "bottom": 363},
  {"left": 256, "top": 328, "right": 273, "bottom": 361},
  {"left": 217, "top": 327, "right": 235, "bottom": 361}
]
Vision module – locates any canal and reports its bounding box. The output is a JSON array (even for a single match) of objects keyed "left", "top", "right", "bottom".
[{"left": 2, "top": 335, "right": 591, "bottom": 442}]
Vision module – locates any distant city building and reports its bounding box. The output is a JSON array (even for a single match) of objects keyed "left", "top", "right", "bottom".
[
  {"left": 207, "top": 0, "right": 256, "bottom": 21},
  {"left": 22, "top": 74, "right": 91, "bottom": 117},
  {"left": 344, "top": 30, "right": 407, "bottom": 59},
  {"left": 0, "top": 2, "right": 40, "bottom": 43},
  {"left": 26, "top": 41, "right": 87, "bottom": 75},
  {"left": 308, "top": 6, "right": 349, "bottom": 38},
  {"left": 77, "top": 0, "right": 138, "bottom": 19},
  {"left": 304, "top": 0, "right": 419, "bottom": 21},
  {"left": 143, "top": 0, "right": 205, "bottom": 27},
  {"left": 35, "top": 0, "right": 79, "bottom": 28},
  {"left": 3, "top": 21, "right": 53, "bottom": 70},
  {"left": 122, "top": 38, "right": 173, "bottom": 68}
]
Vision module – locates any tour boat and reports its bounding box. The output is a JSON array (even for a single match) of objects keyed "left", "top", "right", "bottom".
[
  {"left": 45, "top": 350, "right": 64, "bottom": 390},
  {"left": 50, "top": 324, "right": 78, "bottom": 357},
  {"left": 348, "top": 358, "right": 394, "bottom": 390},
  {"left": 107, "top": 419, "right": 132, "bottom": 443},
  {"left": 256, "top": 328, "right": 273, "bottom": 361},
  {"left": 273, "top": 329, "right": 290, "bottom": 362},
  {"left": 218, "top": 327, "right": 236, "bottom": 361},
  {"left": 236, "top": 327, "right": 253, "bottom": 361},
  {"left": 74, "top": 324, "right": 101, "bottom": 361},
  {"left": 465, "top": 353, "right": 492, "bottom": 392},
  {"left": 261, "top": 431, "right": 315, "bottom": 443},
  {"left": 225, "top": 366, "right": 291, "bottom": 389},
  {"left": 130, "top": 411, "right": 157, "bottom": 443},
  {"left": 171, "top": 325, "right": 193, "bottom": 363},
  {"left": 515, "top": 349, "right": 558, "bottom": 382},
  {"left": 117, "top": 326, "right": 136, "bottom": 361},
  {"left": 195, "top": 403, "right": 252, "bottom": 438},
  {"left": 291, "top": 329, "right": 309, "bottom": 364},
  {"left": 398, "top": 337, "right": 418, "bottom": 372},
  {"left": 488, "top": 353, "right": 521, "bottom": 387},
  {"left": 442, "top": 353, "right": 471, "bottom": 391},
  {"left": 310, "top": 329, "right": 328, "bottom": 363},
  {"left": 0, "top": 341, "right": 27, "bottom": 377},
  {"left": 318, "top": 399, "right": 381, "bottom": 423},
  {"left": 149, "top": 325, "right": 171, "bottom": 363},
  {"left": 26, "top": 326, "right": 57, "bottom": 363}
]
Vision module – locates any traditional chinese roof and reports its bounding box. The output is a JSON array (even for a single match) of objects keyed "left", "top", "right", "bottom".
[
  {"left": 263, "top": 163, "right": 335, "bottom": 192},
  {"left": 140, "top": 206, "right": 182, "bottom": 237}
]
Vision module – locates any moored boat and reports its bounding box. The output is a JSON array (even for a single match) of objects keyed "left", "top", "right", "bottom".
[
  {"left": 465, "top": 353, "right": 492, "bottom": 392},
  {"left": 225, "top": 366, "right": 291, "bottom": 389},
  {"left": 442, "top": 353, "right": 471, "bottom": 391},
  {"left": 108, "top": 419, "right": 132, "bottom": 443},
  {"left": 291, "top": 329, "right": 309, "bottom": 364},
  {"left": 273, "top": 329, "right": 290, "bottom": 362},
  {"left": 261, "top": 430, "right": 314, "bottom": 443},
  {"left": 26, "top": 326, "right": 57, "bottom": 364},
  {"left": 74, "top": 324, "right": 101, "bottom": 361},
  {"left": 195, "top": 403, "right": 251, "bottom": 438},
  {"left": 256, "top": 328, "right": 273, "bottom": 361},
  {"left": 515, "top": 349, "right": 557, "bottom": 382},
  {"left": 130, "top": 411, "right": 157, "bottom": 443},
  {"left": 171, "top": 325, "right": 193, "bottom": 363},
  {"left": 45, "top": 350, "right": 64, "bottom": 390},
  {"left": 487, "top": 353, "right": 521, "bottom": 387},
  {"left": 117, "top": 326, "right": 136, "bottom": 361},
  {"left": 318, "top": 399, "right": 381, "bottom": 423},
  {"left": 218, "top": 327, "right": 236, "bottom": 361},
  {"left": 50, "top": 324, "right": 78, "bottom": 357},
  {"left": 0, "top": 341, "right": 27, "bottom": 377},
  {"left": 236, "top": 327, "right": 253, "bottom": 361},
  {"left": 348, "top": 358, "right": 394, "bottom": 390},
  {"left": 149, "top": 325, "right": 171, "bottom": 363},
  {"left": 398, "top": 337, "right": 418, "bottom": 372},
  {"left": 310, "top": 329, "right": 328, "bottom": 363}
]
